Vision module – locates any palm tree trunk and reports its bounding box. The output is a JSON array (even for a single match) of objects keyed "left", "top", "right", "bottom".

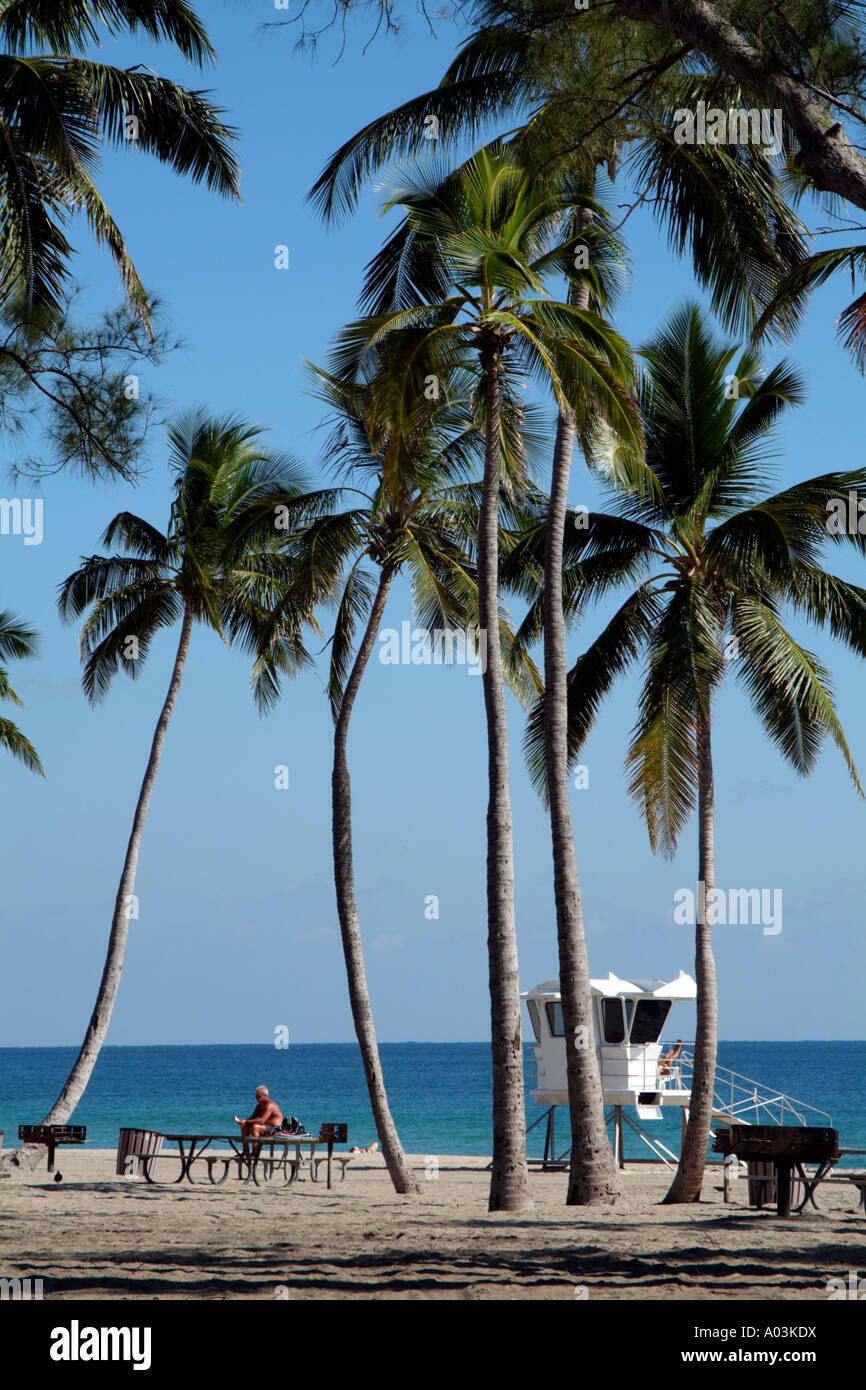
[
  {"left": 544, "top": 418, "right": 620, "bottom": 1207},
  {"left": 44, "top": 602, "right": 195, "bottom": 1126},
  {"left": 543, "top": 215, "right": 619, "bottom": 1206},
  {"left": 332, "top": 566, "right": 420, "bottom": 1195},
  {"left": 663, "top": 711, "right": 718, "bottom": 1203},
  {"left": 479, "top": 340, "right": 533, "bottom": 1213}
]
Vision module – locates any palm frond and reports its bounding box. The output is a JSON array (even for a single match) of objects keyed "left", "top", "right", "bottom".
[
  {"left": 0, "top": 715, "right": 44, "bottom": 774},
  {"left": 0, "top": 608, "right": 39, "bottom": 661},
  {"left": 0, "top": 0, "right": 217, "bottom": 66},
  {"left": 78, "top": 580, "right": 182, "bottom": 699},
  {"left": 626, "top": 581, "right": 723, "bottom": 856},
  {"left": 732, "top": 593, "right": 862, "bottom": 792}
]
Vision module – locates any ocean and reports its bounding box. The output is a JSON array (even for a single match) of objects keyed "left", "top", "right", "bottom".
[{"left": 1, "top": 1040, "right": 863, "bottom": 1165}]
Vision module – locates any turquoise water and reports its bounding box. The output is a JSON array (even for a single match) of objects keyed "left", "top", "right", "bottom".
[{"left": 1, "top": 1041, "right": 863, "bottom": 1164}]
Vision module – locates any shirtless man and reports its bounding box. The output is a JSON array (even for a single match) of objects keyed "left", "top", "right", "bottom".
[{"left": 233, "top": 1086, "right": 283, "bottom": 1138}]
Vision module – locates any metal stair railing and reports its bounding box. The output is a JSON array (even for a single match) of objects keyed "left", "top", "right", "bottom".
[{"left": 676, "top": 1049, "right": 832, "bottom": 1128}]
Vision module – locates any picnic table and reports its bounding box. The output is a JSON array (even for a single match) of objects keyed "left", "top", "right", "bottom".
[
  {"left": 796, "top": 1149, "right": 866, "bottom": 1213},
  {"left": 140, "top": 1133, "right": 322, "bottom": 1187}
]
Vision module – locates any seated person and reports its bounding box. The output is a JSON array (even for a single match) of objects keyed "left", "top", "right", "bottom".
[
  {"left": 233, "top": 1085, "right": 283, "bottom": 1137},
  {"left": 659, "top": 1039, "right": 683, "bottom": 1077}
]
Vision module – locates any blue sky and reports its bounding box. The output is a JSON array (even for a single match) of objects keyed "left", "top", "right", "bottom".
[{"left": 1, "top": 0, "right": 864, "bottom": 1046}]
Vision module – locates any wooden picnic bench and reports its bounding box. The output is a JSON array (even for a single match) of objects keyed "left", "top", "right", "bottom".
[
  {"left": 797, "top": 1150, "right": 866, "bottom": 1212},
  {"left": 197, "top": 1152, "right": 248, "bottom": 1183},
  {"left": 311, "top": 1153, "right": 354, "bottom": 1183},
  {"left": 120, "top": 1123, "right": 350, "bottom": 1190}
]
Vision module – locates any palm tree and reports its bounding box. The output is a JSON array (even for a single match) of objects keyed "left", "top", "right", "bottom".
[
  {"left": 0, "top": 608, "right": 43, "bottom": 774},
  {"left": 333, "top": 144, "right": 640, "bottom": 1210},
  {"left": 522, "top": 302, "right": 866, "bottom": 1201},
  {"left": 500, "top": 186, "right": 638, "bottom": 1204},
  {"left": 541, "top": 200, "right": 623, "bottom": 1205},
  {"left": 310, "top": 18, "right": 810, "bottom": 1206},
  {"left": 42, "top": 411, "right": 319, "bottom": 1126},
  {"left": 273, "top": 351, "right": 542, "bottom": 1195},
  {"left": 0, "top": 0, "right": 239, "bottom": 320}
]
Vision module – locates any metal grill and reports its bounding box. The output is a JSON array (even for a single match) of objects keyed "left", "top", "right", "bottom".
[{"left": 713, "top": 1125, "right": 839, "bottom": 1216}]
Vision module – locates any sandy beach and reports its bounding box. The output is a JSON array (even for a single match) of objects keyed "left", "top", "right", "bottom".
[{"left": 2, "top": 1150, "right": 863, "bottom": 1300}]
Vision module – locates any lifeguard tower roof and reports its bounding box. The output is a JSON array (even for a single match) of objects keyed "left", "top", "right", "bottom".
[{"left": 522, "top": 970, "right": 697, "bottom": 1003}]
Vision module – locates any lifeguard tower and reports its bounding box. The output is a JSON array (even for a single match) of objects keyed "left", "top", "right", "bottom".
[
  {"left": 522, "top": 970, "right": 832, "bottom": 1169},
  {"left": 523, "top": 971, "right": 696, "bottom": 1166}
]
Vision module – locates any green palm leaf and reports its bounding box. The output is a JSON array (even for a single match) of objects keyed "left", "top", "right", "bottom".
[
  {"left": 0, "top": 607, "right": 42, "bottom": 774},
  {"left": 625, "top": 583, "right": 720, "bottom": 858},
  {"left": 753, "top": 246, "right": 866, "bottom": 370},
  {"left": 0, "top": 1, "right": 216, "bottom": 64},
  {"left": 732, "top": 593, "right": 862, "bottom": 791},
  {"left": 0, "top": 3, "right": 238, "bottom": 318},
  {"left": 0, "top": 715, "right": 43, "bottom": 773}
]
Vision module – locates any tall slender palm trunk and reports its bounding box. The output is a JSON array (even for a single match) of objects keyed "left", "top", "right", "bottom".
[
  {"left": 542, "top": 216, "right": 619, "bottom": 1205},
  {"left": 479, "top": 336, "right": 533, "bottom": 1213},
  {"left": 332, "top": 567, "right": 419, "bottom": 1195},
  {"left": 663, "top": 712, "right": 718, "bottom": 1203},
  {"left": 544, "top": 426, "right": 620, "bottom": 1207},
  {"left": 45, "top": 602, "right": 195, "bottom": 1126}
]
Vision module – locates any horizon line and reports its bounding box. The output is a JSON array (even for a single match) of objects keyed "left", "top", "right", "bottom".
[{"left": 1, "top": 1038, "right": 864, "bottom": 1049}]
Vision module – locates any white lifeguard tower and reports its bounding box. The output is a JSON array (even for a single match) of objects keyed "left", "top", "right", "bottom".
[
  {"left": 522, "top": 970, "right": 697, "bottom": 1166},
  {"left": 522, "top": 969, "right": 832, "bottom": 1169}
]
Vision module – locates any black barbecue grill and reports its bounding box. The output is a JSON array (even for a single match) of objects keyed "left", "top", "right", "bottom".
[
  {"left": 713, "top": 1125, "right": 839, "bottom": 1216},
  {"left": 18, "top": 1124, "right": 86, "bottom": 1172}
]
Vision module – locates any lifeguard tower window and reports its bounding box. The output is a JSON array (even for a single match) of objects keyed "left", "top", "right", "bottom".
[
  {"left": 545, "top": 1002, "right": 565, "bottom": 1036},
  {"left": 526, "top": 999, "right": 542, "bottom": 1043},
  {"left": 602, "top": 999, "right": 626, "bottom": 1043},
  {"left": 629, "top": 999, "right": 672, "bottom": 1044}
]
